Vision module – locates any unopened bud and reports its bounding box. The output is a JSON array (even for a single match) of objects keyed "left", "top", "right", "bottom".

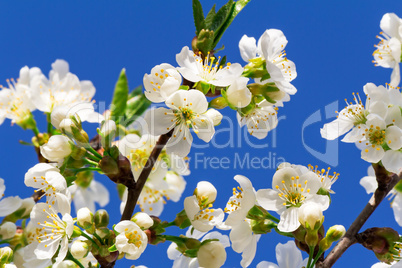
[
  {"left": 194, "top": 181, "right": 217, "bottom": 205},
  {"left": 40, "top": 135, "right": 72, "bottom": 162},
  {"left": 298, "top": 203, "right": 324, "bottom": 231},
  {"left": 71, "top": 146, "right": 87, "bottom": 161},
  {"left": 95, "top": 209, "right": 110, "bottom": 228},
  {"left": 131, "top": 212, "right": 153, "bottom": 230},
  {"left": 59, "top": 118, "right": 74, "bottom": 134},
  {"left": 100, "top": 120, "right": 117, "bottom": 137},
  {"left": 197, "top": 241, "right": 227, "bottom": 268},
  {"left": 0, "top": 247, "right": 13, "bottom": 263},
  {"left": 209, "top": 97, "right": 228, "bottom": 110},
  {"left": 77, "top": 207, "right": 94, "bottom": 230},
  {"left": 205, "top": 109, "right": 223, "bottom": 126},
  {"left": 0, "top": 222, "right": 16, "bottom": 240},
  {"left": 58, "top": 260, "right": 76, "bottom": 268},
  {"left": 71, "top": 240, "right": 90, "bottom": 259},
  {"left": 226, "top": 77, "right": 252, "bottom": 108},
  {"left": 99, "top": 156, "right": 119, "bottom": 175},
  {"left": 75, "top": 171, "right": 94, "bottom": 188},
  {"left": 326, "top": 225, "right": 346, "bottom": 243},
  {"left": 250, "top": 219, "right": 275, "bottom": 235}
]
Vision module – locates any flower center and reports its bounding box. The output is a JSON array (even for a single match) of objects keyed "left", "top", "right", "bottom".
[
  {"left": 224, "top": 186, "right": 243, "bottom": 213},
  {"left": 373, "top": 32, "right": 395, "bottom": 66},
  {"left": 125, "top": 230, "right": 143, "bottom": 248},
  {"left": 35, "top": 208, "right": 66, "bottom": 248},
  {"left": 365, "top": 125, "right": 386, "bottom": 146},
  {"left": 275, "top": 176, "right": 310, "bottom": 208},
  {"left": 338, "top": 93, "right": 368, "bottom": 125}
]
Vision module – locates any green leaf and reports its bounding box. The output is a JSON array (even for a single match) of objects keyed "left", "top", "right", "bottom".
[
  {"left": 179, "top": 85, "right": 190, "bottom": 90},
  {"left": 184, "top": 248, "right": 198, "bottom": 258},
  {"left": 128, "top": 85, "right": 143, "bottom": 99},
  {"left": 212, "top": 0, "right": 251, "bottom": 49},
  {"left": 123, "top": 92, "right": 152, "bottom": 127},
  {"left": 110, "top": 69, "right": 129, "bottom": 124},
  {"left": 196, "top": 29, "right": 215, "bottom": 55},
  {"left": 210, "top": 0, "right": 233, "bottom": 33},
  {"left": 262, "top": 91, "right": 277, "bottom": 104},
  {"left": 108, "top": 245, "right": 117, "bottom": 252},
  {"left": 192, "top": 0, "right": 206, "bottom": 35},
  {"left": 204, "top": 4, "right": 216, "bottom": 29}
]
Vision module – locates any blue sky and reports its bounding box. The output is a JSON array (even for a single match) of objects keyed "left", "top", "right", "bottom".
[{"left": 0, "top": 0, "right": 401, "bottom": 267}]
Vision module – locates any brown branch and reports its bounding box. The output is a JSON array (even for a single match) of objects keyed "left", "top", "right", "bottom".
[
  {"left": 120, "top": 129, "right": 174, "bottom": 221},
  {"left": 317, "top": 167, "right": 402, "bottom": 268}
]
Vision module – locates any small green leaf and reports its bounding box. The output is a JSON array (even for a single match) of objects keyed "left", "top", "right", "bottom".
[
  {"left": 184, "top": 248, "right": 198, "bottom": 258},
  {"left": 179, "top": 218, "right": 191, "bottom": 229},
  {"left": 204, "top": 4, "right": 216, "bottom": 29},
  {"left": 210, "top": 0, "right": 233, "bottom": 33},
  {"left": 196, "top": 29, "right": 215, "bottom": 55},
  {"left": 128, "top": 85, "right": 143, "bottom": 99},
  {"left": 123, "top": 92, "right": 152, "bottom": 127},
  {"left": 192, "top": 0, "right": 206, "bottom": 35},
  {"left": 108, "top": 245, "right": 117, "bottom": 252},
  {"left": 110, "top": 69, "right": 129, "bottom": 124},
  {"left": 212, "top": 0, "right": 251, "bottom": 49},
  {"left": 262, "top": 91, "right": 277, "bottom": 104},
  {"left": 179, "top": 85, "right": 190, "bottom": 90}
]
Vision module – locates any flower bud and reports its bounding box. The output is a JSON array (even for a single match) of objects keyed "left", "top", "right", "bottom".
[
  {"left": 0, "top": 247, "right": 13, "bottom": 264},
  {"left": 197, "top": 241, "right": 227, "bottom": 268},
  {"left": 71, "top": 240, "right": 90, "bottom": 259},
  {"left": 0, "top": 222, "right": 16, "bottom": 240},
  {"left": 40, "top": 135, "right": 72, "bottom": 162},
  {"left": 209, "top": 97, "right": 228, "bottom": 110},
  {"left": 51, "top": 106, "right": 69, "bottom": 129},
  {"left": 194, "top": 181, "right": 217, "bottom": 205},
  {"left": 131, "top": 212, "right": 154, "bottom": 230},
  {"left": 226, "top": 77, "right": 252, "bottom": 108},
  {"left": 95, "top": 209, "right": 110, "bottom": 228},
  {"left": 100, "top": 120, "right": 117, "bottom": 137},
  {"left": 59, "top": 118, "right": 74, "bottom": 134},
  {"left": 326, "top": 225, "right": 346, "bottom": 243},
  {"left": 75, "top": 171, "right": 94, "bottom": 189},
  {"left": 58, "top": 260, "right": 76, "bottom": 268},
  {"left": 77, "top": 207, "right": 94, "bottom": 230},
  {"left": 205, "top": 109, "right": 223, "bottom": 126},
  {"left": 298, "top": 203, "right": 324, "bottom": 231}
]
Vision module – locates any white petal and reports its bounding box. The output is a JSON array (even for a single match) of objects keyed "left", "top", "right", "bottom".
[
  {"left": 360, "top": 175, "right": 377, "bottom": 195},
  {"left": 146, "top": 108, "right": 176, "bottom": 136},
  {"left": 0, "top": 196, "right": 21, "bottom": 216},
  {"left": 256, "top": 189, "right": 282, "bottom": 212},
  {"left": 239, "top": 35, "right": 257, "bottom": 62},
  {"left": 276, "top": 241, "right": 303, "bottom": 268},
  {"left": 361, "top": 145, "right": 385, "bottom": 163},
  {"left": 256, "top": 261, "right": 279, "bottom": 268},
  {"left": 277, "top": 207, "right": 300, "bottom": 232},
  {"left": 382, "top": 150, "right": 402, "bottom": 174},
  {"left": 166, "top": 125, "right": 193, "bottom": 157},
  {"left": 321, "top": 118, "right": 353, "bottom": 140},
  {"left": 385, "top": 126, "right": 402, "bottom": 150},
  {"left": 193, "top": 115, "right": 215, "bottom": 142},
  {"left": 230, "top": 221, "right": 253, "bottom": 253},
  {"left": 391, "top": 193, "right": 402, "bottom": 226}
]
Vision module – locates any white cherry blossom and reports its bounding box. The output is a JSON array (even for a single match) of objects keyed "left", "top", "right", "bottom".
[
  {"left": 24, "top": 163, "right": 69, "bottom": 208},
  {"left": 237, "top": 99, "right": 278, "bottom": 139},
  {"left": 143, "top": 63, "right": 182, "bottom": 103},
  {"left": 114, "top": 220, "right": 148, "bottom": 260},
  {"left": 26, "top": 201, "right": 73, "bottom": 267},
  {"left": 0, "top": 178, "right": 21, "bottom": 217},
  {"left": 0, "top": 66, "right": 41, "bottom": 126},
  {"left": 239, "top": 29, "right": 297, "bottom": 95},
  {"left": 373, "top": 13, "right": 402, "bottom": 87},
  {"left": 30, "top": 59, "right": 96, "bottom": 113},
  {"left": 256, "top": 241, "right": 308, "bottom": 268},
  {"left": 256, "top": 164, "right": 329, "bottom": 232},
  {"left": 167, "top": 229, "right": 230, "bottom": 268},
  {"left": 68, "top": 179, "right": 109, "bottom": 213},
  {"left": 148, "top": 90, "right": 221, "bottom": 156},
  {"left": 176, "top": 46, "right": 243, "bottom": 87}
]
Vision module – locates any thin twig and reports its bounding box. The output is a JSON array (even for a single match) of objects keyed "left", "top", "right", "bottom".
[
  {"left": 317, "top": 169, "right": 402, "bottom": 268},
  {"left": 120, "top": 129, "right": 174, "bottom": 221}
]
